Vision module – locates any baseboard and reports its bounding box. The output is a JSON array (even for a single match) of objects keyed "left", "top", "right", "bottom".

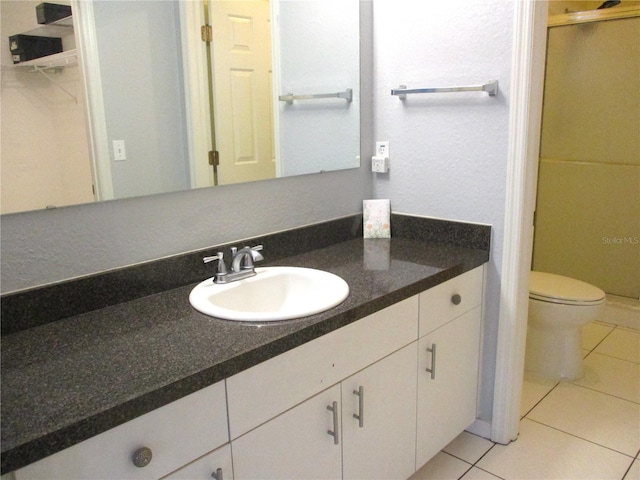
[{"left": 466, "top": 419, "right": 493, "bottom": 440}]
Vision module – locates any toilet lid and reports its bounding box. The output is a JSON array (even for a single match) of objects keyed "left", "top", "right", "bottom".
[{"left": 529, "top": 271, "right": 606, "bottom": 305}]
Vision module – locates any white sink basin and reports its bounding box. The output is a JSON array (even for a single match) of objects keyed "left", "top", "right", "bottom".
[{"left": 189, "top": 267, "right": 349, "bottom": 322}]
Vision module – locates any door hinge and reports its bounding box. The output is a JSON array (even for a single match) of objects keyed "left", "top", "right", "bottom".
[
  {"left": 209, "top": 150, "right": 219, "bottom": 166},
  {"left": 201, "top": 25, "right": 213, "bottom": 43}
]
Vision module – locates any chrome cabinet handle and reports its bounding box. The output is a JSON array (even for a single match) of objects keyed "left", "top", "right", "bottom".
[
  {"left": 451, "top": 293, "right": 462, "bottom": 305},
  {"left": 211, "top": 467, "right": 223, "bottom": 480},
  {"left": 353, "top": 386, "right": 364, "bottom": 428},
  {"left": 426, "top": 344, "right": 437, "bottom": 379},
  {"left": 327, "top": 401, "right": 339, "bottom": 444},
  {"left": 132, "top": 446, "right": 152, "bottom": 468}
]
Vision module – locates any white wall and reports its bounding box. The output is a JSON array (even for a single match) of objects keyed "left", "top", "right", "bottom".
[{"left": 372, "top": 0, "right": 514, "bottom": 423}]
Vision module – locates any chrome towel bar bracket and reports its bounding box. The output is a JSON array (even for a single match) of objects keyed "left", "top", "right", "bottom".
[{"left": 391, "top": 80, "right": 498, "bottom": 99}]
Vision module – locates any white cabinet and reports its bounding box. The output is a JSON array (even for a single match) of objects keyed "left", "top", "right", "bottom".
[
  {"left": 232, "top": 385, "right": 343, "bottom": 480},
  {"left": 342, "top": 343, "right": 418, "bottom": 480},
  {"left": 232, "top": 343, "right": 418, "bottom": 480},
  {"left": 416, "top": 307, "right": 482, "bottom": 467},
  {"left": 415, "top": 266, "right": 484, "bottom": 469},
  {"left": 230, "top": 267, "right": 485, "bottom": 479},
  {"left": 226, "top": 296, "right": 419, "bottom": 440},
  {"left": 229, "top": 297, "right": 420, "bottom": 480},
  {"left": 11, "top": 265, "right": 485, "bottom": 480},
  {"left": 14, "top": 381, "right": 229, "bottom": 480}
]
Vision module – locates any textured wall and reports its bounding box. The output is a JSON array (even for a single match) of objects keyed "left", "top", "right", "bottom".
[
  {"left": 371, "top": 0, "right": 514, "bottom": 423},
  {"left": 0, "top": 165, "right": 372, "bottom": 293}
]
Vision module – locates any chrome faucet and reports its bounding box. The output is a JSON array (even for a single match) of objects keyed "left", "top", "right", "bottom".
[{"left": 203, "top": 245, "right": 264, "bottom": 284}]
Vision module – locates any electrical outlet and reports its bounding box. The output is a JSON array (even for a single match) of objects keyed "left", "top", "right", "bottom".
[{"left": 375, "top": 141, "right": 389, "bottom": 157}]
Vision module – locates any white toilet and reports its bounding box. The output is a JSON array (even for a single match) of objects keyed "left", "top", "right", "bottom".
[{"left": 525, "top": 271, "right": 606, "bottom": 380}]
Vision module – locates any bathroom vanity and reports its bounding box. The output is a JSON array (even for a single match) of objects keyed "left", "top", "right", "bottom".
[{"left": 1, "top": 214, "right": 490, "bottom": 479}]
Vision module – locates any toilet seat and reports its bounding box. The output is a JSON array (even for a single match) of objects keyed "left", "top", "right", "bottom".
[{"left": 529, "top": 271, "right": 606, "bottom": 306}]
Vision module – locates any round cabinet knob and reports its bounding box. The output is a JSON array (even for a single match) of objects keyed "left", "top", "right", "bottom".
[
  {"left": 132, "top": 447, "right": 153, "bottom": 468},
  {"left": 451, "top": 294, "right": 462, "bottom": 306}
]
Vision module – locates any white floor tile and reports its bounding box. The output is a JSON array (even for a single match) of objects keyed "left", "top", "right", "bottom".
[
  {"left": 624, "top": 458, "right": 640, "bottom": 480},
  {"left": 520, "top": 373, "right": 557, "bottom": 417},
  {"left": 477, "top": 418, "right": 632, "bottom": 480},
  {"left": 572, "top": 352, "right": 640, "bottom": 403},
  {"left": 595, "top": 328, "right": 640, "bottom": 364},
  {"left": 583, "top": 322, "right": 615, "bottom": 351},
  {"left": 460, "top": 467, "right": 503, "bottom": 480},
  {"left": 410, "top": 452, "right": 471, "bottom": 480},
  {"left": 527, "top": 382, "right": 640, "bottom": 456},
  {"left": 443, "top": 432, "right": 494, "bottom": 464}
]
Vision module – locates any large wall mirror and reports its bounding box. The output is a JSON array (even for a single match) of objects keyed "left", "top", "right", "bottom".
[{"left": 0, "top": 0, "right": 361, "bottom": 215}]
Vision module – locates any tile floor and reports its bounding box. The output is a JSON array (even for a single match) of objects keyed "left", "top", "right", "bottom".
[{"left": 411, "top": 320, "right": 640, "bottom": 480}]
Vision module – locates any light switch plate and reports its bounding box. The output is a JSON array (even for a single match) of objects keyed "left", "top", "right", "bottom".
[{"left": 113, "top": 140, "right": 126, "bottom": 161}]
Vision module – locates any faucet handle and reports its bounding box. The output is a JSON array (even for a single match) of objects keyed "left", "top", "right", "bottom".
[
  {"left": 249, "top": 245, "right": 264, "bottom": 262},
  {"left": 203, "top": 252, "right": 228, "bottom": 276}
]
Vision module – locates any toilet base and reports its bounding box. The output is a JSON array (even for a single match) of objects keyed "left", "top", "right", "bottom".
[{"left": 525, "top": 322, "right": 584, "bottom": 381}]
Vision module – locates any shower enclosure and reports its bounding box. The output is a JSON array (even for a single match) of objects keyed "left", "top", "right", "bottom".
[{"left": 532, "top": 13, "right": 640, "bottom": 309}]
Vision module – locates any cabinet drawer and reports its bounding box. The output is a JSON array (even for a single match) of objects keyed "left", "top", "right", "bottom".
[
  {"left": 14, "top": 381, "right": 228, "bottom": 480},
  {"left": 419, "top": 265, "right": 483, "bottom": 337},
  {"left": 227, "top": 295, "right": 419, "bottom": 439},
  {"left": 162, "top": 443, "right": 233, "bottom": 480}
]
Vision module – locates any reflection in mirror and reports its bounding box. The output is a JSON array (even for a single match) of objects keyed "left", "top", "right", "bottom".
[
  {"left": 1, "top": 0, "right": 94, "bottom": 214},
  {"left": 0, "top": 0, "right": 360, "bottom": 215}
]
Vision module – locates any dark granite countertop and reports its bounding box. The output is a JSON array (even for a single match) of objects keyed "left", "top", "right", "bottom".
[{"left": 1, "top": 216, "right": 490, "bottom": 474}]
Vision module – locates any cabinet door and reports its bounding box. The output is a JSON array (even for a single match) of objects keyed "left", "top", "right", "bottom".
[
  {"left": 162, "top": 443, "right": 232, "bottom": 480},
  {"left": 416, "top": 307, "right": 481, "bottom": 469},
  {"left": 232, "top": 385, "right": 342, "bottom": 480},
  {"left": 342, "top": 343, "right": 418, "bottom": 480}
]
